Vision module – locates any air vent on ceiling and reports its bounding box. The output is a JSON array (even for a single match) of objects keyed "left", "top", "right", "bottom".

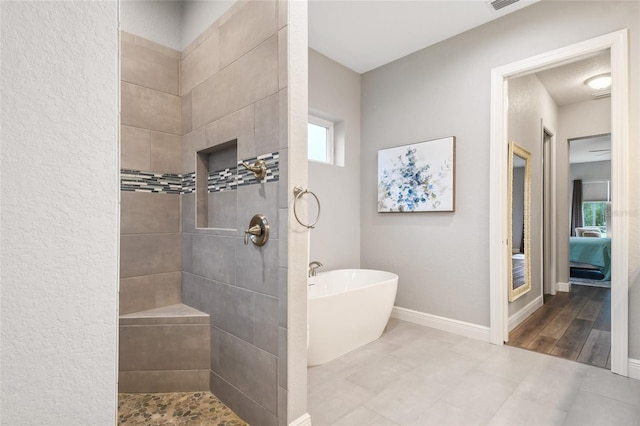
[
  {"left": 489, "top": 0, "right": 520, "bottom": 11},
  {"left": 592, "top": 90, "right": 611, "bottom": 100}
]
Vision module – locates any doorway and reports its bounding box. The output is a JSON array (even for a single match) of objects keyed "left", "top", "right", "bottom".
[
  {"left": 489, "top": 30, "right": 629, "bottom": 376},
  {"left": 506, "top": 56, "right": 613, "bottom": 367}
]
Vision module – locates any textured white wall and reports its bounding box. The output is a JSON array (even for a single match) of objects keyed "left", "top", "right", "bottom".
[
  {"left": 360, "top": 1, "right": 639, "bottom": 336},
  {"left": 308, "top": 49, "right": 361, "bottom": 270},
  {"left": 507, "top": 74, "right": 558, "bottom": 317},
  {"left": 1, "top": 2, "right": 119, "bottom": 424},
  {"left": 120, "top": 0, "right": 182, "bottom": 50}
]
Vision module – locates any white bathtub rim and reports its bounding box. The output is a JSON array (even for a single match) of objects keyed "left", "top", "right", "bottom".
[{"left": 308, "top": 269, "right": 398, "bottom": 300}]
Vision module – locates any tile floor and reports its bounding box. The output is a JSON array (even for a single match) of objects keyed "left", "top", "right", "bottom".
[{"left": 307, "top": 319, "right": 640, "bottom": 426}]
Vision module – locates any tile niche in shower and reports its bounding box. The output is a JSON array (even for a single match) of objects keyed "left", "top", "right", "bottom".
[{"left": 196, "top": 140, "right": 238, "bottom": 230}]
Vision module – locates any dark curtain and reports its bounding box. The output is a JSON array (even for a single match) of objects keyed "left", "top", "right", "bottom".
[{"left": 570, "top": 179, "right": 583, "bottom": 236}]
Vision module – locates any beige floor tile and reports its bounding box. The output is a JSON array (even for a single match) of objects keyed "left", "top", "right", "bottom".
[
  {"left": 383, "top": 318, "right": 410, "bottom": 334},
  {"left": 579, "top": 365, "right": 640, "bottom": 406},
  {"left": 412, "top": 350, "right": 479, "bottom": 382},
  {"left": 441, "top": 370, "right": 520, "bottom": 423},
  {"left": 308, "top": 378, "right": 375, "bottom": 426},
  {"left": 307, "top": 320, "right": 640, "bottom": 426},
  {"left": 363, "top": 369, "right": 454, "bottom": 425},
  {"left": 333, "top": 407, "right": 398, "bottom": 426},
  {"left": 475, "top": 345, "right": 545, "bottom": 382},
  {"left": 337, "top": 338, "right": 403, "bottom": 368},
  {"left": 563, "top": 390, "right": 640, "bottom": 426},
  {"left": 414, "top": 401, "right": 486, "bottom": 426},
  {"left": 376, "top": 323, "right": 439, "bottom": 346},
  {"left": 345, "top": 354, "right": 413, "bottom": 393},
  {"left": 514, "top": 355, "right": 588, "bottom": 412},
  {"left": 390, "top": 336, "right": 454, "bottom": 368},
  {"left": 487, "top": 390, "right": 567, "bottom": 425},
  {"left": 449, "top": 337, "right": 502, "bottom": 361},
  {"left": 308, "top": 358, "right": 354, "bottom": 394}
]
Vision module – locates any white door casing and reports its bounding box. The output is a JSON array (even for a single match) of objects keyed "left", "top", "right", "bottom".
[{"left": 489, "top": 30, "right": 629, "bottom": 376}]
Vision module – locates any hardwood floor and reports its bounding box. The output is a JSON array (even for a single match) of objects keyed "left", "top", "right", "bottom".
[{"left": 507, "top": 284, "right": 611, "bottom": 368}]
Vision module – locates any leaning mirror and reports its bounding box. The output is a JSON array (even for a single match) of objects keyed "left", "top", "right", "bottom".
[{"left": 508, "top": 142, "right": 532, "bottom": 302}]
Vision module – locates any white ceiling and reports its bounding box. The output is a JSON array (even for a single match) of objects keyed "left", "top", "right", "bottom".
[
  {"left": 535, "top": 50, "right": 611, "bottom": 106},
  {"left": 308, "top": 0, "right": 611, "bottom": 164},
  {"left": 308, "top": 0, "right": 540, "bottom": 74},
  {"left": 535, "top": 51, "right": 612, "bottom": 164}
]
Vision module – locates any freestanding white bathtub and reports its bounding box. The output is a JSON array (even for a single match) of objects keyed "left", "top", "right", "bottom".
[{"left": 307, "top": 269, "right": 398, "bottom": 366}]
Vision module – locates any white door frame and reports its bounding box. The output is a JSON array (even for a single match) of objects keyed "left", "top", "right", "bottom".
[
  {"left": 541, "top": 125, "right": 556, "bottom": 297},
  {"left": 489, "top": 30, "right": 629, "bottom": 376}
]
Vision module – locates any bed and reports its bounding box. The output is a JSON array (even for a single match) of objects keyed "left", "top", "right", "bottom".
[{"left": 569, "top": 236, "right": 611, "bottom": 281}]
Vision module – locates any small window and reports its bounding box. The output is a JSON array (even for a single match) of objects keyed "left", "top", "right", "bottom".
[
  {"left": 582, "top": 201, "right": 607, "bottom": 233},
  {"left": 308, "top": 115, "right": 334, "bottom": 164}
]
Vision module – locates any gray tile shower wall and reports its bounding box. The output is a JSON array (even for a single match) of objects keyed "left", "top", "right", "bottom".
[
  {"left": 119, "top": 30, "right": 215, "bottom": 395},
  {"left": 119, "top": 33, "right": 182, "bottom": 316},
  {"left": 179, "top": 2, "right": 289, "bottom": 424}
]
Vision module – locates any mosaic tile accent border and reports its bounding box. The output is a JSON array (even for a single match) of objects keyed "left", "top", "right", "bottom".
[
  {"left": 120, "top": 170, "right": 182, "bottom": 194},
  {"left": 209, "top": 166, "right": 238, "bottom": 193},
  {"left": 182, "top": 172, "right": 196, "bottom": 194},
  {"left": 120, "top": 152, "right": 279, "bottom": 194},
  {"left": 237, "top": 152, "right": 279, "bottom": 187}
]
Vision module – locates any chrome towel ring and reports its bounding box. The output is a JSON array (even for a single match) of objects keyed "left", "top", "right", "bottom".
[{"left": 293, "top": 186, "right": 320, "bottom": 229}]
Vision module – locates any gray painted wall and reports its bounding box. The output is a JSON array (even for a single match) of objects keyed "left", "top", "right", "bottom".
[
  {"left": 1, "top": 2, "right": 119, "bottom": 423},
  {"left": 570, "top": 160, "right": 611, "bottom": 203},
  {"left": 557, "top": 98, "right": 612, "bottom": 284},
  {"left": 309, "top": 49, "right": 362, "bottom": 270},
  {"left": 360, "top": 0, "right": 639, "bottom": 360}
]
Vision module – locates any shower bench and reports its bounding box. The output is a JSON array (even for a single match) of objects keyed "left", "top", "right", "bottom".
[{"left": 119, "top": 303, "right": 210, "bottom": 393}]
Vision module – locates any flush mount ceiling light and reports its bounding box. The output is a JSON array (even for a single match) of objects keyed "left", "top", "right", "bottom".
[{"left": 585, "top": 73, "right": 612, "bottom": 90}]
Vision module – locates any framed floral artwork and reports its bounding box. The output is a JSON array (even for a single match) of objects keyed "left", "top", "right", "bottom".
[{"left": 378, "top": 136, "right": 455, "bottom": 212}]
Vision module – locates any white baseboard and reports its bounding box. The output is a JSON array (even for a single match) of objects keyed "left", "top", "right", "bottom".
[
  {"left": 290, "top": 413, "right": 312, "bottom": 426},
  {"left": 391, "top": 306, "right": 490, "bottom": 342},
  {"left": 628, "top": 359, "right": 640, "bottom": 380},
  {"left": 557, "top": 282, "right": 570, "bottom": 292},
  {"left": 508, "top": 295, "right": 543, "bottom": 332}
]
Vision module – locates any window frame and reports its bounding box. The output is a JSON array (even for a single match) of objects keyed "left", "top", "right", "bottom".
[
  {"left": 307, "top": 115, "right": 335, "bottom": 165},
  {"left": 581, "top": 200, "right": 608, "bottom": 233}
]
